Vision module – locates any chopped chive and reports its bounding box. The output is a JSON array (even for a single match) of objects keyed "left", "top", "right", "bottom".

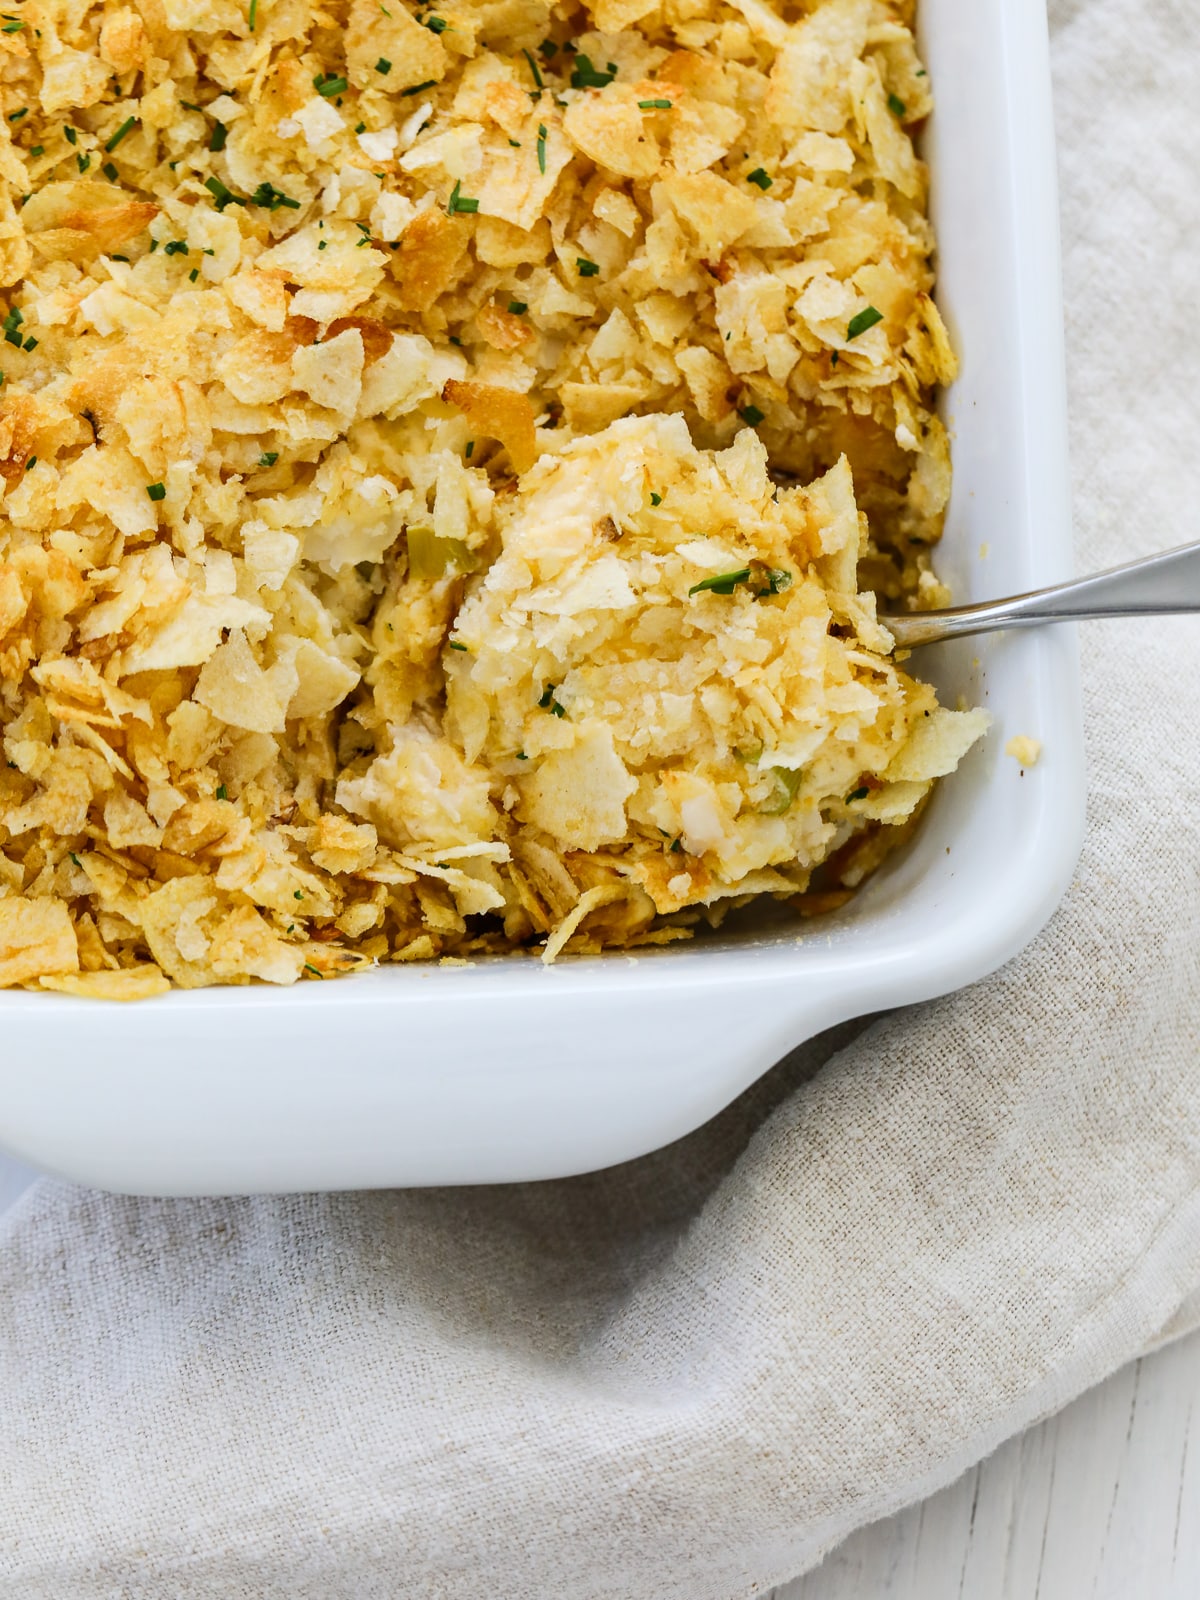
[
  {"left": 64, "top": 126, "right": 77, "bottom": 145},
  {"left": 540, "top": 37, "right": 558, "bottom": 56},
  {"left": 538, "top": 684, "right": 565, "bottom": 716},
  {"left": 318, "top": 239, "right": 327, "bottom": 249},
  {"left": 375, "top": 56, "right": 391, "bottom": 74},
  {"left": 747, "top": 167, "right": 772, "bottom": 189},
  {"left": 689, "top": 567, "right": 751, "bottom": 596},
  {"left": 248, "top": 0, "right": 257, "bottom": 28},
  {"left": 76, "top": 152, "right": 91, "bottom": 172},
  {"left": 448, "top": 640, "right": 467, "bottom": 650},
  {"left": 464, "top": 439, "right": 474, "bottom": 458},
  {"left": 314, "top": 74, "right": 348, "bottom": 97},
  {"left": 189, "top": 266, "right": 199, "bottom": 280},
  {"left": 149, "top": 238, "right": 158, "bottom": 251},
  {"left": 70, "top": 853, "right": 82, "bottom": 868},
  {"left": 536, "top": 122, "right": 547, "bottom": 174},
  {"left": 669, "top": 836, "right": 683, "bottom": 853},
  {"left": 516, "top": 751, "right": 528, "bottom": 760},
  {"left": 259, "top": 451, "right": 278, "bottom": 466},
  {"left": 355, "top": 120, "right": 366, "bottom": 132},
  {"left": 649, "top": 492, "right": 662, "bottom": 506},
  {"left": 209, "top": 121, "right": 227, "bottom": 151},
  {"left": 507, "top": 299, "right": 527, "bottom": 315},
  {"left": 8, "top": 107, "right": 27, "bottom": 121},
  {"left": 638, "top": 98, "right": 672, "bottom": 109},
  {"left": 888, "top": 92, "right": 906, "bottom": 116},
  {"left": 102, "top": 161, "right": 119, "bottom": 180},
  {"left": 570, "top": 53, "right": 616, "bottom": 89},
  {"left": 830, "top": 349, "right": 839, "bottom": 367},
  {"left": 294, "top": 889, "right": 303, "bottom": 900},
  {"left": 215, "top": 784, "right": 227, "bottom": 800},
  {"left": 29, "top": 145, "right": 43, "bottom": 157},
  {"left": 846, "top": 305, "right": 884, "bottom": 340},
  {"left": 105, "top": 116, "right": 137, "bottom": 151},
  {"left": 576, "top": 257, "right": 599, "bottom": 276},
  {"left": 847, "top": 786, "right": 870, "bottom": 802},
  {"left": 22, "top": 335, "right": 36, "bottom": 351},
  {"left": 447, "top": 180, "right": 478, "bottom": 214},
  {"left": 508, "top": 138, "right": 520, "bottom": 147},
  {"left": 24, "top": 455, "right": 36, "bottom": 470},
  {"left": 738, "top": 404, "right": 764, "bottom": 426},
  {"left": 163, "top": 239, "right": 189, "bottom": 255},
  {"left": 304, "top": 963, "right": 322, "bottom": 977},
  {"left": 205, "top": 174, "right": 242, "bottom": 208},
  {"left": 521, "top": 48, "right": 544, "bottom": 89},
  {"left": 401, "top": 79, "right": 437, "bottom": 96},
  {"left": 146, "top": 481, "right": 166, "bottom": 500},
  {"left": 423, "top": 12, "right": 447, "bottom": 29},
  {"left": 1, "top": 17, "right": 23, "bottom": 30}
]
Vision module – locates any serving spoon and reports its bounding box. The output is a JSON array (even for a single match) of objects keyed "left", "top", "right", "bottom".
[{"left": 883, "top": 540, "right": 1200, "bottom": 648}]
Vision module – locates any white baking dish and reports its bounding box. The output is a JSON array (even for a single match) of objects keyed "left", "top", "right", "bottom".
[{"left": 0, "top": 0, "right": 1083, "bottom": 1195}]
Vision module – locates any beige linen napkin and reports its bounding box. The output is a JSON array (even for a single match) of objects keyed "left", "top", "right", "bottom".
[{"left": 3, "top": 1, "right": 1200, "bottom": 1593}]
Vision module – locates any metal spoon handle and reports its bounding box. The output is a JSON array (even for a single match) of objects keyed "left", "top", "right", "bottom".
[{"left": 884, "top": 540, "right": 1200, "bottom": 648}]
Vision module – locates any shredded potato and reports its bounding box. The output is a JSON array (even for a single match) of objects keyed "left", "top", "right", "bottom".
[{"left": 0, "top": 0, "right": 984, "bottom": 990}]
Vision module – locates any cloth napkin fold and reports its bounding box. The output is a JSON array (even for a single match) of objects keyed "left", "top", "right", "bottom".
[{"left": 3, "top": 1, "right": 1200, "bottom": 1593}]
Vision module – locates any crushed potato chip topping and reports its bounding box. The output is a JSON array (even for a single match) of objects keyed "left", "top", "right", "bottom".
[{"left": 0, "top": 0, "right": 983, "bottom": 992}]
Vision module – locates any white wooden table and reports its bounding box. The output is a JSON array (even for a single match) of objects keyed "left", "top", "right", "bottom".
[{"left": 773, "top": 1329, "right": 1200, "bottom": 1599}]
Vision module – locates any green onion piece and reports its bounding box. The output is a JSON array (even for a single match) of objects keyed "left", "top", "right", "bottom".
[
  {"left": 846, "top": 305, "right": 884, "bottom": 340},
  {"left": 204, "top": 174, "right": 242, "bottom": 209},
  {"left": 761, "top": 769, "right": 803, "bottom": 816},
  {"left": 570, "top": 54, "right": 616, "bottom": 89},
  {"left": 689, "top": 567, "right": 751, "bottom": 597},
  {"left": 105, "top": 116, "right": 137, "bottom": 151},
  {"left": 401, "top": 79, "right": 437, "bottom": 96},
  {"left": 209, "top": 121, "right": 227, "bottom": 152},
  {"left": 638, "top": 98, "right": 672, "bottom": 109},
  {"left": 375, "top": 56, "right": 391, "bottom": 74},
  {"left": 738, "top": 404, "right": 764, "bottom": 426},
  {"left": 887, "top": 92, "right": 906, "bottom": 117},
  {"left": 248, "top": 0, "right": 257, "bottom": 27},
  {"left": 747, "top": 167, "right": 772, "bottom": 190},
  {"left": 577, "top": 257, "right": 599, "bottom": 276},
  {"left": 522, "top": 48, "right": 544, "bottom": 89},
  {"left": 146, "top": 482, "right": 166, "bottom": 501},
  {"left": 447, "top": 180, "right": 479, "bottom": 214},
  {"left": 507, "top": 300, "right": 527, "bottom": 315},
  {"left": 259, "top": 451, "right": 278, "bottom": 466},
  {"left": 536, "top": 122, "right": 547, "bottom": 174}
]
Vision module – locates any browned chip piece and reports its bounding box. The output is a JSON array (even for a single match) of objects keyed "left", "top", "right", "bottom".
[
  {"left": 442, "top": 380, "right": 537, "bottom": 474},
  {"left": 21, "top": 181, "right": 158, "bottom": 261},
  {"left": 0, "top": 898, "right": 79, "bottom": 988},
  {"left": 476, "top": 302, "right": 532, "bottom": 352},
  {"left": 391, "top": 211, "right": 472, "bottom": 314},
  {"left": 99, "top": 8, "right": 146, "bottom": 74},
  {"left": 563, "top": 91, "right": 662, "bottom": 180}
]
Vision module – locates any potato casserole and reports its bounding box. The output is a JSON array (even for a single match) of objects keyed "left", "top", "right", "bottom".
[{"left": 0, "top": 0, "right": 986, "bottom": 994}]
